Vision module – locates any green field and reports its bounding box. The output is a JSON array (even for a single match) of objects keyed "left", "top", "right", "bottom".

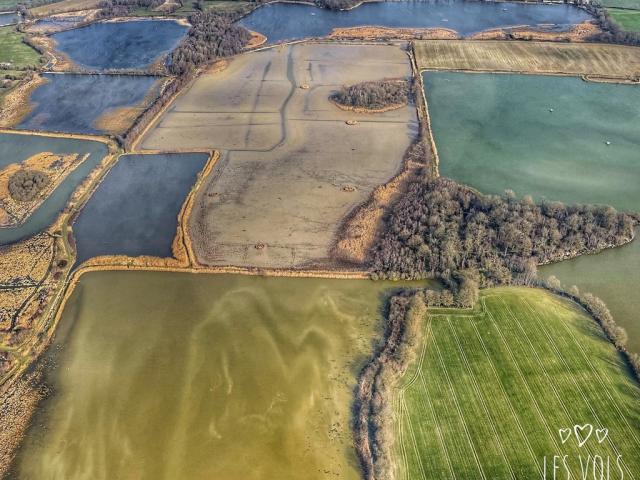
[
  {"left": 610, "top": 8, "right": 640, "bottom": 31},
  {"left": 0, "top": 26, "right": 41, "bottom": 69},
  {"left": 600, "top": 0, "right": 640, "bottom": 9},
  {"left": 394, "top": 288, "right": 640, "bottom": 479}
]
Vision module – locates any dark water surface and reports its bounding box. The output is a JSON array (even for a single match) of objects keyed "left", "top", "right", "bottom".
[
  {"left": 239, "top": 0, "right": 591, "bottom": 43},
  {"left": 73, "top": 153, "right": 209, "bottom": 265},
  {"left": 18, "top": 73, "right": 160, "bottom": 134},
  {"left": 0, "top": 132, "right": 108, "bottom": 245},
  {"left": 51, "top": 19, "right": 187, "bottom": 70}
]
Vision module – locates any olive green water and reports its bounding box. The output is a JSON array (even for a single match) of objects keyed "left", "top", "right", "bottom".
[
  {"left": 424, "top": 72, "right": 640, "bottom": 353},
  {"left": 11, "top": 271, "right": 427, "bottom": 479}
]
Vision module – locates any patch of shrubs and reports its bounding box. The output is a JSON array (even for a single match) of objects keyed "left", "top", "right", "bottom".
[
  {"left": 372, "top": 177, "right": 636, "bottom": 285},
  {"left": 331, "top": 79, "right": 411, "bottom": 111},
  {"left": 8, "top": 170, "right": 49, "bottom": 202},
  {"left": 169, "top": 11, "right": 251, "bottom": 76}
]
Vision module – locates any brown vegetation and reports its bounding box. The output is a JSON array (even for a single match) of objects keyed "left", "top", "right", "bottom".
[
  {"left": 329, "top": 26, "right": 458, "bottom": 40},
  {"left": 469, "top": 21, "right": 601, "bottom": 42},
  {"left": 0, "top": 73, "right": 46, "bottom": 127},
  {"left": 414, "top": 40, "right": 640, "bottom": 81},
  {"left": 353, "top": 293, "right": 426, "bottom": 480}
]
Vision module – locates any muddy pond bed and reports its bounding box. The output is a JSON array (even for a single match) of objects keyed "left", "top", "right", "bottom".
[
  {"left": 423, "top": 71, "right": 640, "bottom": 352},
  {"left": 8, "top": 271, "right": 431, "bottom": 480},
  {"left": 239, "top": 0, "right": 591, "bottom": 44},
  {"left": 18, "top": 73, "right": 161, "bottom": 135},
  {"left": 72, "top": 153, "right": 209, "bottom": 265},
  {"left": 51, "top": 19, "right": 188, "bottom": 71},
  {"left": 0, "top": 132, "right": 108, "bottom": 245}
]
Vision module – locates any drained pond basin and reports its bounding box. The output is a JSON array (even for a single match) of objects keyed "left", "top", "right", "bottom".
[
  {"left": 0, "top": 132, "right": 108, "bottom": 245},
  {"left": 423, "top": 71, "right": 640, "bottom": 352},
  {"left": 51, "top": 19, "right": 188, "bottom": 71},
  {"left": 8, "top": 272, "right": 429, "bottom": 479},
  {"left": 72, "top": 153, "right": 209, "bottom": 265},
  {"left": 18, "top": 73, "right": 161, "bottom": 135},
  {"left": 239, "top": 0, "right": 591, "bottom": 44}
]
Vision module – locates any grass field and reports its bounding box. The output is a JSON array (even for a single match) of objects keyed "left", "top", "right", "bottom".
[
  {"left": 414, "top": 40, "right": 640, "bottom": 79},
  {"left": 610, "top": 8, "right": 640, "bottom": 31},
  {"left": 394, "top": 288, "right": 640, "bottom": 479},
  {"left": 0, "top": 26, "right": 41, "bottom": 69},
  {"left": 601, "top": 0, "right": 640, "bottom": 9}
]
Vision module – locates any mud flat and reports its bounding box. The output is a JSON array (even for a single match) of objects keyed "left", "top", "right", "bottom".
[
  {"left": 72, "top": 152, "right": 210, "bottom": 266},
  {"left": 415, "top": 40, "right": 640, "bottom": 80},
  {"left": 17, "top": 73, "right": 162, "bottom": 135},
  {"left": 239, "top": 1, "right": 591, "bottom": 44},
  {"left": 8, "top": 271, "right": 420, "bottom": 479},
  {"left": 50, "top": 19, "right": 187, "bottom": 71},
  {"left": 0, "top": 131, "right": 109, "bottom": 244},
  {"left": 141, "top": 43, "right": 417, "bottom": 269}
]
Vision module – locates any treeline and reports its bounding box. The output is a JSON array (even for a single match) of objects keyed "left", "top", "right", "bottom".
[
  {"left": 574, "top": 0, "right": 640, "bottom": 46},
  {"left": 372, "top": 177, "right": 636, "bottom": 285},
  {"left": 168, "top": 11, "right": 251, "bottom": 76},
  {"left": 353, "top": 293, "right": 426, "bottom": 480},
  {"left": 543, "top": 277, "right": 640, "bottom": 381},
  {"left": 331, "top": 79, "right": 411, "bottom": 111},
  {"left": 97, "top": 0, "right": 168, "bottom": 17}
]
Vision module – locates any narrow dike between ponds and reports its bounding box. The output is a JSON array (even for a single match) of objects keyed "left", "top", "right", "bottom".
[{"left": 353, "top": 292, "right": 426, "bottom": 480}]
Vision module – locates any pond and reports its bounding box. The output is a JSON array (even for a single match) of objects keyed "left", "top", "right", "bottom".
[
  {"left": 423, "top": 71, "right": 640, "bottom": 352},
  {"left": 51, "top": 19, "right": 188, "bottom": 70},
  {"left": 8, "top": 271, "right": 429, "bottom": 479},
  {"left": 239, "top": 0, "right": 592, "bottom": 44},
  {"left": 0, "top": 11, "right": 19, "bottom": 26},
  {"left": 73, "top": 153, "right": 209, "bottom": 265},
  {"left": 0, "top": 132, "right": 108, "bottom": 245},
  {"left": 18, "top": 73, "right": 161, "bottom": 135}
]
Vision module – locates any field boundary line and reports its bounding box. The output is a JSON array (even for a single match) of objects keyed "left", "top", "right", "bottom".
[{"left": 446, "top": 317, "right": 516, "bottom": 479}]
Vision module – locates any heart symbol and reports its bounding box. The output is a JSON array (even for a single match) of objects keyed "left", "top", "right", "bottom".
[
  {"left": 574, "top": 424, "right": 593, "bottom": 447},
  {"left": 559, "top": 428, "right": 572, "bottom": 444},
  {"left": 596, "top": 428, "right": 609, "bottom": 443}
]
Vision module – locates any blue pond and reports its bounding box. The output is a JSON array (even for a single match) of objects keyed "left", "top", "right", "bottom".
[
  {"left": 239, "top": 0, "right": 592, "bottom": 44},
  {"left": 72, "top": 153, "right": 209, "bottom": 265},
  {"left": 0, "top": 12, "right": 19, "bottom": 26},
  {"left": 51, "top": 19, "right": 187, "bottom": 70},
  {"left": 18, "top": 73, "right": 160, "bottom": 135}
]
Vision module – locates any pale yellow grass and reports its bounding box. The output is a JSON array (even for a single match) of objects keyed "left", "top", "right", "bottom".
[{"left": 414, "top": 40, "right": 640, "bottom": 80}]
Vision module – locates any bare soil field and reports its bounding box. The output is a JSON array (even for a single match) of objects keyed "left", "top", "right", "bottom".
[
  {"left": 415, "top": 40, "right": 640, "bottom": 80},
  {"left": 141, "top": 43, "right": 417, "bottom": 268}
]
